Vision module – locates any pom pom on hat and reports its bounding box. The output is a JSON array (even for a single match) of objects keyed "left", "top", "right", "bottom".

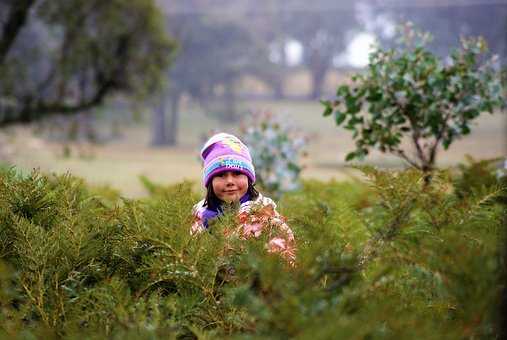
[{"left": 201, "top": 133, "right": 255, "bottom": 187}]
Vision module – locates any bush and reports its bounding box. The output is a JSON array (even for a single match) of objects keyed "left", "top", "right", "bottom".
[
  {"left": 453, "top": 155, "right": 503, "bottom": 197},
  {"left": 0, "top": 166, "right": 504, "bottom": 338},
  {"left": 322, "top": 22, "right": 505, "bottom": 173},
  {"left": 241, "top": 110, "right": 306, "bottom": 197}
]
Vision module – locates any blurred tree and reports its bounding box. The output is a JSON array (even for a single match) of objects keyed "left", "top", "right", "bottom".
[
  {"left": 0, "top": 0, "right": 175, "bottom": 127},
  {"left": 283, "top": 0, "right": 360, "bottom": 100},
  {"left": 244, "top": 0, "right": 291, "bottom": 100},
  {"left": 153, "top": 2, "right": 269, "bottom": 146},
  {"left": 369, "top": 0, "right": 507, "bottom": 63}
]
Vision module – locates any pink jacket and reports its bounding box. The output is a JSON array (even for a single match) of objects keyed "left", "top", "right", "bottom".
[{"left": 191, "top": 194, "right": 296, "bottom": 264}]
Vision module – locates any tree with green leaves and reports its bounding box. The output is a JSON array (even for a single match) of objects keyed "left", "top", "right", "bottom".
[
  {"left": 0, "top": 0, "right": 175, "bottom": 127},
  {"left": 322, "top": 23, "right": 505, "bottom": 173}
]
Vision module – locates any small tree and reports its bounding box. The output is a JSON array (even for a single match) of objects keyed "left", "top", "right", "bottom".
[
  {"left": 241, "top": 111, "right": 306, "bottom": 196},
  {"left": 322, "top": 23, "right": 505, "bottom": 173}
]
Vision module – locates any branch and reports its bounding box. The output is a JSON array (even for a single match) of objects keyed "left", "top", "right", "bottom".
[
  {"left": 0, "top": 0, "right": 36, "bottom": 64},
  {"left": 411, "top": 128, "right": 428, "bottom": 167},
  {"left": 35, "top": 0, "right": 104, "bottom": 100},
  {"left": 428, "top": 81, "right": 471, "bottom": 167},
  {"left": 405, "top": 110, "right": 429, "bottom": 169},
  {"left": 429, "top": 99, "right": 458, "bottom": 167},
  {"left": 392, "top": 148, "right": 421, "bottom": 170},
  {"left": 428, "top": 112, "right": 451, "bottom": 167},
  {"left": 0, "top": 33, "right": 132, "bottom": 127},
  {"left": 0, "top": 78, "right": 116, "bottom": 126},
  {"left": 358, "top": 198, "right": 416, "bottom": 269}
]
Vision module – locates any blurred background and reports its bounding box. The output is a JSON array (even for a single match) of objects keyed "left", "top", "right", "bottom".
[{"left": 0, "top": 0, "right": 506, "bottom": 197}]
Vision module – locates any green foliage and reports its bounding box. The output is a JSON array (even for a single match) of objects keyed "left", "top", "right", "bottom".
[
  {"left": 0, "top": 166, "right": 504, "bottom": 338},
  {"left": 0, "top": 161, "right": 10, "bottom": 172},
  {"left": 453, "top": 155, "right": 504, "bottom": 198},
  {"left": 0, "top": 0, "right": 175, "bottom": 125},
  {"left": 322, "top": 22, "right": 506, "bottom": 172}
]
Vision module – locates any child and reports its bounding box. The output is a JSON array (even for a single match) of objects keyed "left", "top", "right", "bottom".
[{"left": 191, "top": 133, "right": 295, "bottom": 263}]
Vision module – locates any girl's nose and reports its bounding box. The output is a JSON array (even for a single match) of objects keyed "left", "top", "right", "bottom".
[{"left": 224, "top": 172, "right": 234, "bottom": 183}]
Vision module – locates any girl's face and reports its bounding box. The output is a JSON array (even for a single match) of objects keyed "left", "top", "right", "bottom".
[{"left": 212, "top": 170, "right": 248, "bottom": 203}]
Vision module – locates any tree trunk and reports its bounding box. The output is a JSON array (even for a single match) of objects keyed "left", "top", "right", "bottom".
[
  {"left": 274, "top": 42, "right": 286, "bottom": 100},
  {"left": 273, "top": 78, "right": 284, "bottom": 100},
  {"left": 167, "top": 91, "right": 180, "bottom": 146},
  {"left": 151, "top": 96, "right": 167, "bottom": 146},
  {"left": 309, "top": 64, "right": 327, "bottom": 100},
  {"left": 0, "top": 0, "right": 36, "bottom": 64}
]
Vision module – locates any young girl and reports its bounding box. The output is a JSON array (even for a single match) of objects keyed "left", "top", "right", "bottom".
[{"left": 191, "top": 133, "right": 295, "bottom": 263}]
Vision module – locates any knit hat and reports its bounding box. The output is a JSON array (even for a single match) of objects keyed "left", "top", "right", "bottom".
[{"left": 201, "top": 133, "right": 255, "bottom": 187}]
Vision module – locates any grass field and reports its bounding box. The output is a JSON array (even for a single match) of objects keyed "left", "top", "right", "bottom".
[{"left": 2, "top": 99, "right": 506, "bottom": 197}]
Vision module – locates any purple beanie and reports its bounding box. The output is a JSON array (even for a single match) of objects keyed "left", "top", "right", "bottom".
[{"left": 201, "top": 133, "right": 256, "bottom": 187}]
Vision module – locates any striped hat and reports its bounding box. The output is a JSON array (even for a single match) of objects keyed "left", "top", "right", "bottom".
[{"left": 201, "top": 133, "right": 255, "bottom": 187}]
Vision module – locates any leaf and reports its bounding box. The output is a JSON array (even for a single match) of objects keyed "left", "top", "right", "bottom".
[
  {"left": 442, "top": 136, "right": 453, "bottom": 149},
  {"left": 347, "top": 103, "right": 361, "bottom": 115},
  {"left": 366, "top": 90, "right": 382, "bottom": 102},
  {"left": 345, "top": 152, "right": 356, "bottom": 161},
  {"left": 336, "top": 85, "right": 350, "bottom": 96},
  {"left": 461, "top": 125, "right": 471, "bottom": 135},
  {"left": 334, "top": 111, "right": 346, "bottom": 125},
  {"left": 322, "top": 102, "right": 333, "bottom": 117}
]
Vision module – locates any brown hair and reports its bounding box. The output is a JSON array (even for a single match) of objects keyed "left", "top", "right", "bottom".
[{"left": 204, "top": 179, "right": 259, "bottom": 210}]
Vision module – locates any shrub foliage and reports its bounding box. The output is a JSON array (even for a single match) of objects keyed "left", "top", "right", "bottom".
[
  {"left": 322, "top": 23, "right": 505, "bottom": 172},
  {"left": 0, "top": 166, "right": 504, "bottom": 339},
  {"left": 241, "top": 110, "right": 306, "bottom": 196}
]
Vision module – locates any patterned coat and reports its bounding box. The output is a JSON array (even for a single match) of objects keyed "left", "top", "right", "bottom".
[{"left": 191, "top": 194, "right": 296, "bottom": 264}]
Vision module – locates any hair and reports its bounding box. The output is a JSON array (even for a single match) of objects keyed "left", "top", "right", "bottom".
[{"left": 204, "top": 178, "right": 259, "bottom": 210}]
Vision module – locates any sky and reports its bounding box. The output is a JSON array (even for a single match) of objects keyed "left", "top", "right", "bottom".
[
  {"left": 285, "top": 1, "right": 396, "bottom": 68},
  {"left": 285, "top": 32, "right": 377, "bottom": 68}
]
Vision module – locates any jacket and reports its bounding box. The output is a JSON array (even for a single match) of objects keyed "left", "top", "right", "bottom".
[{"left": 191, "top": 193, "right": 296, "bottom": 263}]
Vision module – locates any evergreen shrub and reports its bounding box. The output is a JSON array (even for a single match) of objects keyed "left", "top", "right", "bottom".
[
  {"left": 453, "top": 155, "right": 504, "bottom": 198},
  {"left": 0, "top": 167, "right": 504, "bottom": 339}
]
